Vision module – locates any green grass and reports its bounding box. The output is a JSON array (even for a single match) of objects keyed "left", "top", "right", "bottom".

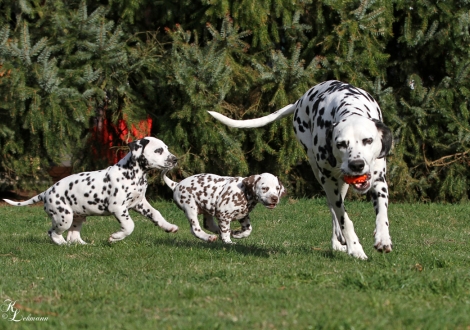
[{"left": 0, "top": 198, "right": 469, "bottom": 329}]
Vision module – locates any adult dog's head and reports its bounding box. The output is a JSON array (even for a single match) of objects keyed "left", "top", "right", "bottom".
[
  {"left": 128, "top": 137, "right": 178, "bottom": 171},
  {"left": 243, "top": 173, "right": 286, "bottom": 209},
  {"left": 326, "top": 117, "right": 392, "bottom": 193}
]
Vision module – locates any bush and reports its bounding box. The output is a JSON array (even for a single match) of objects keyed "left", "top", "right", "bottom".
[{"left": 0, "top": 0, "right": 468, "bottom": 202}]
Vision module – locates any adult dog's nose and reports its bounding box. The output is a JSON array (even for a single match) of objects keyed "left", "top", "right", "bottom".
[{"left": 348, "top": 159, "right": 365, "bottom": 172}]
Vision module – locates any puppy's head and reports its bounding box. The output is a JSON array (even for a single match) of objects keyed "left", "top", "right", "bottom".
[
  {"left": 242, "top": 173, "right": 286, "bottom": 209},
  {"left": 128, "top": 137, "right": 177, "bottom": 171},
  {"left": 325, "top": 117, "right": 392, "bottom": 193}
]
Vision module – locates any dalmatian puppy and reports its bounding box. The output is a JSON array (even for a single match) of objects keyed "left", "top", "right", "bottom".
[
  {"left": 4, "top": 137, "right": 179, "bottom": 245},
  {"left": 162, "top": 171, "right": 285, "bottom": 244},
  {"left": 208, "top": 80, "right": 393, "bottom": 259}
]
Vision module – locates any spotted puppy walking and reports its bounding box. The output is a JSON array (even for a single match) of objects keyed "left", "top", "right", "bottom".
[
  {"left": 4, "top": 137, "right": 179, "bottom": 245},
  {"left": 209, "top": 80, "right": 393, "bottom": 259},
  {"left": 163, "top": 171, "right": 285, "bottom": 244}
]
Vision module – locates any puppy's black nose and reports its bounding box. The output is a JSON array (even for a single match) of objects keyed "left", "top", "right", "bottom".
[{"left": 348, "top": 159, "right": 365, "bottom": 172}]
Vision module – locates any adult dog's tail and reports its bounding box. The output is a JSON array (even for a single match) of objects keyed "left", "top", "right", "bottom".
[
  {"left": 207, "top": 103, "right": 296, "bottom": 128},
  {"left": 162, "top": 170, "right": 178, "bottom": 191},
  {"left": 4, "top": 192, "right": 46, "bottom": 206}
]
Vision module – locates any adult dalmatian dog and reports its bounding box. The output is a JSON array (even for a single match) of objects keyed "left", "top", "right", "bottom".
[
  {"left": 162, "top": 171, "right": 285, "bottom": 244},
  {"left": 208, "top": 80, "right": 393, "bottom": 259},
  {"left": 4, "top": 137, "right": 179, "bottom": 245}
]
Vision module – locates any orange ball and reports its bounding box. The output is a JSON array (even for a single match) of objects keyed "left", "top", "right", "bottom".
[{"left": 343, "top": 175, "right": 368, "bottom": 184}]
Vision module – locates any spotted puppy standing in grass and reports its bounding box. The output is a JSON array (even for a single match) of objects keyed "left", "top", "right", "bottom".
[
  {"left": 163, "top": 171, "right": 286, "bottom": 244},
  {"left": 4, "top": 137, "right": 179, "bottom": 245}
]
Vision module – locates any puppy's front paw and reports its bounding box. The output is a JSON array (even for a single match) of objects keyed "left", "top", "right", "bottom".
[{"left": 207, "top": 235, "right": 218, "bottom": 242}]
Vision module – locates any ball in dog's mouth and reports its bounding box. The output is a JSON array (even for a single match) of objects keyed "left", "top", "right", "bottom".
[{"left": 343, "top": 173, "right": 371, "bottom": 191}]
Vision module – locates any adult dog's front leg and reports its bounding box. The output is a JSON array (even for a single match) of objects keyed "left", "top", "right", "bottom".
[
  {"left": 328, "top": 183, "right": 348, "bottom": 252},
  {"left": 324, "top": 180, "right": 368, "bottom": 260},
  {"left": 371, "top": 170, "right": 392, "bottom": 253},
  {"left": 133, "top": 198, "right": 178, "bottom": 233}
]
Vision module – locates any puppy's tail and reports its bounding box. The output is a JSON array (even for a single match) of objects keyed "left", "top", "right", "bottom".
[
  {"left": 4, "top": 192, "right": 46, "bottom": 206},
  {"left": 162, "top": 170, "right": 177, "bottom": 191},
  {"left": 207, "top": 103, "right": 296, "bottom": 128}
]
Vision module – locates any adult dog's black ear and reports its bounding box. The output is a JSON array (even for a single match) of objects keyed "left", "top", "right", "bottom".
[
  {"left": 372, "top": 119, "right": 392, "bottom": 158},
  {"left": 325, "top": 123, "right": 338, "bottom": 167},
  {"left": 242, "top": 175, "right": 260, "bottom": 197}
]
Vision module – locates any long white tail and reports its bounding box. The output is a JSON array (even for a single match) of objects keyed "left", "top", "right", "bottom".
[
  {"left": 207, "top": 103, "right": 296, "bottom": 128},
  {"left": 162, "top": 170, "right": 178, "bottom": 191},
  {"left": 4, "top": 192, "right": 46, "bottom": 206}
]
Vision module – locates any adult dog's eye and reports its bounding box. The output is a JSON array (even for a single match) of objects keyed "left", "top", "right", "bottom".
[
  {"left": 336, "top": 141, "right": 348, "bottom": 149},
  {"left": 362, "top": 138, "right": 373, "bottom": 145}
]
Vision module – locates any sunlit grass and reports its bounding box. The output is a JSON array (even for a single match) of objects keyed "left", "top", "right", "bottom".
[{"left": 0, "top": 198, "right": 469, "bottom": 329}]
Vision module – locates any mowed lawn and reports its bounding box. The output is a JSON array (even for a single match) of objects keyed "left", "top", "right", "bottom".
[{"left": 0, "top": 197, "right": 469, "bottom": 329}]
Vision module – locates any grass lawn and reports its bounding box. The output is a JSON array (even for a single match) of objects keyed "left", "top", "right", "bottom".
[{"left": 0, "top": 197, "right": 469, "bottom": 329}]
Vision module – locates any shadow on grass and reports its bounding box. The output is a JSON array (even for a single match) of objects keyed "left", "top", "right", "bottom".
[
  {"left": 314, "top": 249, "right": 338, "bottom": 259},
  {"left": 16, "top": 234, "right": 51, "bottom": 244},
  {"left": 292, "top": 244, "right": 350, "bottom": 260},
  {"left": 151, "top": 236, "right": 283, "bottom": 258}
]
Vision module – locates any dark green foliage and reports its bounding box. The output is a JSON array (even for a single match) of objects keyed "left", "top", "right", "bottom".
[
  {"left": 0, "top": 1, "right": 165, "bottom": 189},
  {"left": 384, "top": 0, "right": 470, "bottom": 202},
  {"left": 0, "top": 19, "right": 90, "bottom": 189},
  {"left": 0, "top": 0, "right": 468, "bottom": 202}
]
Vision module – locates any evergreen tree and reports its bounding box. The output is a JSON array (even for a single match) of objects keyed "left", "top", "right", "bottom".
[
  {"left": 385, "top": 0, "right": 470, "bottom": 201},
  {"left": 0, "top": 0, "right": 165, "bottom": 190},
  {"left": 0, "top": 20, "right": 90, "bottom": 188},
  {"left": 0, "top": 0, "right": 468, "bottom": 201}
]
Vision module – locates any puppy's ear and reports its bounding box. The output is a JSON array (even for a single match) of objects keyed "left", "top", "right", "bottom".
[
  {"left": 372, "top": 119, "right": 392, "bottom": 158},
  {"left": 128, "top": 140, "right": 139, "bottom": 152},
  {"left": 139, "top": 138, "right": 150, "bottom": 150},
  {"left": 128, "top": 138, "right": 150, "bottom": 155},
  {"left": 242, "top": 175, "right": 260, "bottom": 195},
  {"left": 325, "top": 123, "right": 338, "bottom": 167},
  {"left": 278, "top": 177, "right": 287, "bottom": 197}
]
